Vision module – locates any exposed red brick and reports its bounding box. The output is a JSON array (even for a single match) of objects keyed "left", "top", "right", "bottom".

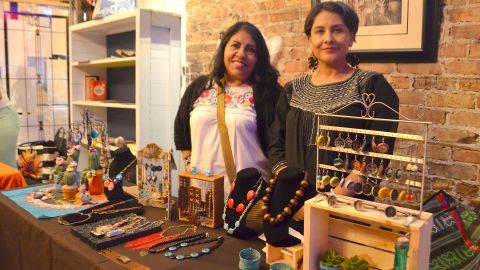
[
  {"left": 358, "top": 63, "right": 395, "bottom": 74},
  {"left": 439, "top": 43, "right": 467, "bottom": 58},
  {"left": 427, "top": 93, "right": 475, "bottom": 108},
  {"left": 428, "top": 162, "right": 477, "bottom": 181},
  {"left": 451, "top": 25, "right": 480, "bottom": 39},
  {"left": 456, "top": 182, "right": 479, "bottom": 197},
  {"left": 396, "top": 90, "right": 425, "bottom": 105},
  {"left": 429, "top": 126, "right": 478, "bottom": 144},
  {"left": 389, "top": 76, "right": 411, "bottom": 89},
  {"left": 399, "top": 106, "right": 446, "bottom": 124},
  {"left": 469, "top": 43, "right": 480, "bottom": 58},
  {"left": 448, "top": 6, "right": 480, "bottom": 23},
  {"left": 452, "top": 149, "right": 480, "bottom": 164},
  {"left": 397, "top": 63, "right": 442, "bottom": 75}
]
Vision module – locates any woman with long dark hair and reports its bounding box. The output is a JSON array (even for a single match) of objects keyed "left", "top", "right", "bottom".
[{"left": 174, "top": 21, "right": 282, "bottom": 194}]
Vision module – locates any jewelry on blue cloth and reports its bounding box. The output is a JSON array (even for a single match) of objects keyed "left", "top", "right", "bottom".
[{"left": 163, "top": 236, "right": 224, "bottom": 260}]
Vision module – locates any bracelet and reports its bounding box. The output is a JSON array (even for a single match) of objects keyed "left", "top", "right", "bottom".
[{"left": 182, "top": 156, "right": 191, "bottom": 166}]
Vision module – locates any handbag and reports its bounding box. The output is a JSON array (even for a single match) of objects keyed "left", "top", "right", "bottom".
[
  {"left": 54, "top": 127, "right": 67, "bottom": 157},
  {"left": 217, "top": 84, "right": 264, "bottom": 232},
  {"left": 423, "top": 190, "right": 480, "bottom": 270},
  {"left": 17, "top": 140, "right": 58, "bottom": 181}
]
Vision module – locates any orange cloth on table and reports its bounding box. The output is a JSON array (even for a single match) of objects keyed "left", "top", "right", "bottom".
[{"left": 0, "top": 162, "right": 27, "bottom": 190}]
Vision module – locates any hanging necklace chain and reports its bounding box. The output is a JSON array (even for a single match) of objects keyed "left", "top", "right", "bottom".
[
  {"left": 164, "top": 236, "right": 224, "bottom": 260},
  {"left": 106, "top": 157, "right": 137, "bottom": 177},
  {"left": 57, "top": 200, "right": 142, "bottom": 226}
]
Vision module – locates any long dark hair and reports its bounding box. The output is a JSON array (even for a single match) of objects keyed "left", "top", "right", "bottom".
[
  {"left": 304, "top": 2, "right": 360, "bottom": 68},
  {"left": 209, "top": 21, "right": 279, "bottom": 89}
]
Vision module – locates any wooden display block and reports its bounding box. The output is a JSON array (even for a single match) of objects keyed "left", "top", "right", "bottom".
[
  {"left": 177, "top": 172, "right": 224, "bottom": 228},
  {"left": 304, "top": 196, "right": 433, "bottom": 270},
  {"left": 265, "top": 243, "right": 304, "bottom": 270}
]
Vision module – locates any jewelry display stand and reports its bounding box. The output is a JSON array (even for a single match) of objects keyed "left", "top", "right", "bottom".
[
  {"left": 304, "top": 93, "right": 433, "bottom": 270},
  {"left": 137, "top": 143, "right": 173, "bottom": 220},
  {"left": 178, "top": 172, "right": 224, "bottom": 228}
]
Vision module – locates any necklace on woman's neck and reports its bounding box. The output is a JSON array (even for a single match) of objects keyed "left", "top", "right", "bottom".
[{"left": 103, "top": 158, "right": 136, "bottom": 191}]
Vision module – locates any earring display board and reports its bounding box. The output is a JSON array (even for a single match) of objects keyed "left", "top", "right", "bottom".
[
  {"left": 137, "top": 144, "right": 172, "bottom": 216},
  {"left": 178, "top": 172, "right": 224, "bottom": 228},
  {"left": 305, "top": 93, "right": 434, "bottom": 269}
]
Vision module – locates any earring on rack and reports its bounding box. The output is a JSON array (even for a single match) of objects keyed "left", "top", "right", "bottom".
[
  {"left": 343, "top": 154, "right": 350, "bottom": 170},
  {"left": 351, "top": 155, "right": 361, "bottom": 171},
  {"left": 334, "top": 132, "right": 345, "bottom": 148},
  {"left": 366, "top": 157, "right": 378, "bottom": 176},
  {"left": 344, "top": 132, "right": 353, "bottom": 148},
  {"left": 329, "top": 172, "right": 340, "bottom": 188},
  {"left": 376, "top": 137, "right": 390, "bottom": 154},
  {"left": 362, "top": 177, "right": 374, "bottom": 196},
  {"left": 351, "top": 133, "right": 362, "bottom": 152},
  {"left": 321, "top": 169, "right": 331, "bottom": 186},
  {"left": 360, "top": 156, "right": 367, "bottom": 173},
  {"left": 370, "top": 135, "right": 377, "bottom": 152},
  {"left": 333, "top": 153, "right": 344, "bottom": 169},
  {"left": 339, "top": 172, "right": 346, "bottom": 188},
  {"left": 377, "top": 159, "right": 385, "bottom": 178},
  {"left": 316, "top": 130, "right": 325, "bottom": 147}
]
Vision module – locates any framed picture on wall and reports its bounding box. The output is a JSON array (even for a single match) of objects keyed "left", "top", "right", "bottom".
[
  {"left": 311, "top": 0, "right": 441, "bottom": 62},
  {"left": 92, "top": 0, "right": 136, "bottom": 19}
]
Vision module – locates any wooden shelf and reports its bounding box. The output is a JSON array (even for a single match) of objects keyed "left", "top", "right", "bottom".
[
  {"left": 72, "top": 57, "right": 136, "bottom": 68},
  {"left": 72, "top": 100, "right": 136, "bottom": 109},
  {"left": 319, "top": 125, "right": 425, "bottom": 141},
  {"left": 70, "top": 11, "right": 136, "bottom": 35}
]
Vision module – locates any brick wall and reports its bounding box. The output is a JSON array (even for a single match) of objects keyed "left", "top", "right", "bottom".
[{"left": 186, "top": 0, "right": 480, "bottom": 209}]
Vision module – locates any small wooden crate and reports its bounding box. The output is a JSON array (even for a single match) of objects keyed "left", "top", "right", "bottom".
[
  {"left": 177, "top": 172, "right": 224, "bottom": 228},
  {"left": 304, "top": 196, "right": 433, "bottom": 270},
  {"left": 265, "top": 243, "right": 304, "bottom": 270}
]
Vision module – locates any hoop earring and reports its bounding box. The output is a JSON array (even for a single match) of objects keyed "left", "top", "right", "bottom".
[
  {"left": 346, "top": 53, "right": 359, "bottom": 68},
  {"left": 308, "top": 53, "right": 318, "bottom": 71}
]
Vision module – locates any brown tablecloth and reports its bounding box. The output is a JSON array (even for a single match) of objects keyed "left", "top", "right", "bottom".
[
  {"left": 0, "top": 186, "right": 269, "bottom": 270},
  {"left": 0, "top": 162, "right": 27, "bottom": 190}
]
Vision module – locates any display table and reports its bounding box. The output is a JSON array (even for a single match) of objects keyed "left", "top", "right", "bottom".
[
  {"left": 0, "top": 185, "right": 269, "bottom": 270},
  {"left": 0, "top": 162, "right": 27, "bottom": 190}
]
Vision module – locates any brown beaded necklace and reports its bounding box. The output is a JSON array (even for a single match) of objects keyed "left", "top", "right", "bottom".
[{"left": 262, "top": 171, "right": 309, "bottom": 225}]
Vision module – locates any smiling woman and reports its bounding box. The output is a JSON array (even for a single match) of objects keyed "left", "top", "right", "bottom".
[
  {"left": 266, "top": 1, "right": 399, "bottom": 247},
  {"left": 174, "top": 22, "right": 281, "bottom": 232}
]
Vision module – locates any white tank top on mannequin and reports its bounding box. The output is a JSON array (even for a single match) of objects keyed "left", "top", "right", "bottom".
[{"left": 189, "top": 84, "right": 269, "bottom": 196}]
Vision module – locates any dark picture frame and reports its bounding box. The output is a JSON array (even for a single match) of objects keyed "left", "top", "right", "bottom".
[{"left": 311, "top": 0, "right": 441, "bottom": 63}]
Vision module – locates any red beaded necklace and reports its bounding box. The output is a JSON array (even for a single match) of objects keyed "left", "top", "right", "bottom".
[{"left": 226, "top": 176, "right": 263, "bottom": 214}]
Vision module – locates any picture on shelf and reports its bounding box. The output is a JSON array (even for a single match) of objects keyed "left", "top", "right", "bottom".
[
  {"left": 92, "top": 0, "right": 136, "bottom": 19},
  {"left": 84, "top": 75, "right": 99, "bottom": 100},
  {"left": 88, "top": 79, "right": 107, "bottom": 101}
]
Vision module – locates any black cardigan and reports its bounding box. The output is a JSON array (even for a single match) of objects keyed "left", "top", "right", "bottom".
[{"left": 174, "top": 75, "right": 282, "bottom": 156}]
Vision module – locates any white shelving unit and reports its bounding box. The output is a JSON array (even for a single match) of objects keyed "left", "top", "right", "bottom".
[{"left": 69, "top": 9, "right": 182, "bottom": 156}]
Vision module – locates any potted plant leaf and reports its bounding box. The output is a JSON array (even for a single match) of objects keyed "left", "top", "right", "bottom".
[
  {"left": 319, "top": 249, "right": 344, "bottom": 270},
  {"left": 341, "top": 255, "right": 369, "bottom": 270},
  {"left": 81, "top": 147, "right": 104, "bottom": 195},
  {"left": 61, "top": 161, "right": 80, "bottom": 200},
  {"left": 50, "top": 156, "right": 67, "bottom": 191}
]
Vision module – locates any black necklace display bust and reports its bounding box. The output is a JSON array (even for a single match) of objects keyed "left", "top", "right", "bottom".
[
  {"left": 223, "top": 167, "right": 265, "bottom": 239},
  {"left": 104, "top": 146, "right": 137, "bottom": 200}
]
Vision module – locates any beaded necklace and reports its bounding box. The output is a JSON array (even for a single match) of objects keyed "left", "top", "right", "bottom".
[
  {"left": 262, "top": 171, "right": 310, "bottom": 225},
  {"left": 103, "top": 158, "right": 136, "bottom": 191},
  {"left": 141, "top": 231, "right": 208, "bottom": 256},
  {"left": 164, "top": 236, "right": 224, "bottom": 260},
  {"left": 222, "top": 176, "right": 264, "bottom": 235},
  {"left": 124, "top": 224, "right": 196, "bottom": 251},
  {"left": 57, "top": 200, "right": 142, "bottom": 226}
]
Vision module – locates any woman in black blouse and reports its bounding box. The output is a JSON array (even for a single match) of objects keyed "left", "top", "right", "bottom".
[{"left": 268, "top": 2, "right": 399, "bottom": 202}]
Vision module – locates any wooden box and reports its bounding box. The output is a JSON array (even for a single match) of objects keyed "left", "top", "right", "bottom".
[
  {"left": 304, "top": 196, "right": 433, "bottom": 270},
  {"left": 265, "top": 243, "right": 304, "bottom": 270},
  {"left": 177, "top": 172, "right": 224, "bottom": 228}
]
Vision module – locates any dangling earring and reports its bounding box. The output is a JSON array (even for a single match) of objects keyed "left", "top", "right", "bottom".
[
  {"left": 346, "top": 53, "right": 360, "bottom": 68},
  {"left": 308, "top": 53, "right": 318, "bottom": 71}
]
